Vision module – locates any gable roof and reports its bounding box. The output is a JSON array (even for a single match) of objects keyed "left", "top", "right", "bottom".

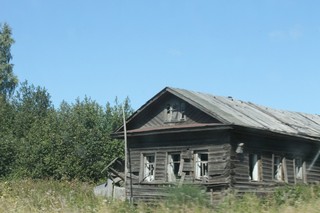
[
  {"left": 167, "top": 87, "right": 320, "bottom": 140},
  {"left": 119, "top": 87, "right": 320, "bottom": 140}
]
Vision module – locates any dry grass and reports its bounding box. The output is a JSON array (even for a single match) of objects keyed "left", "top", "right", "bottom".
[
  {"left": 1, "top": 180, "right": 320, "bottom": 213},
  {"left": 0, "top": 179, "right": 103, "bottom": 213}
]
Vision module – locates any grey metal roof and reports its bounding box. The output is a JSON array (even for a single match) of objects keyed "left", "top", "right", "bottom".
[{"left": 167, "top": 87, "right": 320, "bottom": 140}]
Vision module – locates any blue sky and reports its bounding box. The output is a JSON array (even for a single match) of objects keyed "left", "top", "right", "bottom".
[{"left": 2, "top": 0, "right": 320, "bottom": 114}]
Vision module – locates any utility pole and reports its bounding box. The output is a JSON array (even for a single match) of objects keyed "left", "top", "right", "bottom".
[{"left": 122, "top": 106, "right": 128, "bottom": 201}]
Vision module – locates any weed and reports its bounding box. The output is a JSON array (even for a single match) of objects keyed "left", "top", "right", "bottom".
[{"left": 1, "top": 180, "right": 320, "bottom": 213}]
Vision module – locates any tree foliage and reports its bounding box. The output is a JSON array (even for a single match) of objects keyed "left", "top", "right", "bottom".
[
  {"left": 0, "top": 23, "right": 18, "bottom": 99},
  {"left": 0, "top": 23, "right": 133, "bottom": 182},
  {"left": 1, "top": 81, "right": 133, "bottom": 181}
]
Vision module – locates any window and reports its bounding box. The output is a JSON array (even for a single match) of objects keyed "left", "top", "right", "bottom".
[
  {"left": 273, "top": 155, "right": 286, "bottom": 181},
  {"left": 295, "top": 158, "right": 305, "bottom": 182},
  {"left": 165, "top": 102, "right": 186, "bottom": 122},
  {"left": 249, "top": 154, "right": 262, "bottom": 181},
  {"left": 166, "top": 104, "right": 171, "bottom": 120},
  {"left": 166, "top": 104, "right": 176, "bottom": 122},
  {"left": 180, "top": 102, "right": 186, "bottom": 120},
  {"left": 143, "top": 154, "right": 155, "bottom": 182},
  {"left": 167, "top": 153, "right": 181, "bottom": 182},
  {"left": 295, "top": 158, "right": 303, "bottom": 180},
  {"left": 195, "top": 152, "right": 208, "bottom": 179}
]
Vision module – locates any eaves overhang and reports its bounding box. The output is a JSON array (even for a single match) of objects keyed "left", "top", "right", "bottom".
[
  {"left": 112, "top": 123, "right": 232, "bottom": 138},
  {"left": 232, "top": 125, "right": 320, "bottom": 144}
]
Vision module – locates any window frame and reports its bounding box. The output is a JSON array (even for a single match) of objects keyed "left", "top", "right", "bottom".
[
  {"left": 249, "top": 153, "right": 262, "bottom": 182},
  {"left": 141, "top": 153, "right": 156, "bottom": 182},
  {"left": 167, "top": 152, "right": 181, "bottom": 182},
  {"left": 294, "top": 157, "right": 306, "bottom": 183},
  {"left": 164, "top": 101, "right": 187, "bottom": 123},
  {"left": 272, "top": 154, "right": 287, "bottom": 182},
  {"left": 194, "top": 151, "right": 209, "bottom": 180}
]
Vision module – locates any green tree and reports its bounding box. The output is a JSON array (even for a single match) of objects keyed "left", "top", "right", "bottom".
[
  {"left": 0, "top": 23, "right": 18, "bottom": 99},
  {"left": 12, "top": 95, "right": 133, "bottom": 181},
  {"left": 13, "top": 81, "right": 52, "bottom": 139},
  {"left": 0, "top": 23, "right": 18, "bottom": 177},
  {"left": 105, "top": 96, "right": 134, "bottom": 132},
  {"left": 54, "top": 97, "right": 128, "bottom": 181},
  {"left": 12, "top": 81, "right": 53, "bottom": 178},
  {"left": 0, "top": 96, "right": 17, "bottom": 177},
  {"left": 15, "top": 110, "right": 60, "bottom": 179}
]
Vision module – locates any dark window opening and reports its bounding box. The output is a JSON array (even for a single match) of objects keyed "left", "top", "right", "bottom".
[
  {"left": 180, "top": 102, "right": 186, "bottom": 120},
  {"left": 164, "top": 102, "right": 187, "bottom": 123},
  {"left": 249, "top": 154, "right": 261, "bottom": 181}
]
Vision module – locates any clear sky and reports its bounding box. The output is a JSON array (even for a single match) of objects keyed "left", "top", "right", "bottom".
[{"left": 1, "top": 0, "right": 320, "bottom": 114}]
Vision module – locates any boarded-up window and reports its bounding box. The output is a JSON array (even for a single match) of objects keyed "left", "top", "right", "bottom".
[
  {"left": 143, "top": 154, "right": 155, "bottom": 182},
  {"left": 249, "top": 154, "right": 262, "bottom": 181},
  {"left": 167, "top": 153, "right": 181, "bottom": 182},
  {"left": 195, "top": 152, "right": 208, "bottom": 179}
]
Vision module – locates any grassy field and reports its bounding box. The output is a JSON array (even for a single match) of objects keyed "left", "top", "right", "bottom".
[{"left": 1, "top": 179, "right": 320, "bottom": 213}]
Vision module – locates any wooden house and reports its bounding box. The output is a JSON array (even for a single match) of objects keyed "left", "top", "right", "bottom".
[{"left": 113, "top": 87, "right": 320, "bottom": 203}]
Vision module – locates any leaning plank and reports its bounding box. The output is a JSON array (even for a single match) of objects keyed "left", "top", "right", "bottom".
[{"left": 178, "top": 172, "right": 186, "bottom": 187}]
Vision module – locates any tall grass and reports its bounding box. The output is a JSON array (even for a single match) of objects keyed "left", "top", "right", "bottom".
[
  {"left": 1, "top": 179, "right": 320, "bottom": 213},
  {"left": 217, "top": 184, "right": 320, "bottom": 213},
  {"left": 0, "top": 179, "right": 103, "bottom": 213}
]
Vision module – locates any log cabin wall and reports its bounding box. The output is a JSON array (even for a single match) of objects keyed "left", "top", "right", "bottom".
[
  {"left": 126, "top": 129, "right": 232, "bottom": 203},
  {"left": 230, "top": 129, "right": 320, "bottom": 195},
  {"left": 126, "top": 127, "right": 320, "bottom": 202},
  {"left": 114, "top": 87, "right": 320, "bottom": 203}
]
